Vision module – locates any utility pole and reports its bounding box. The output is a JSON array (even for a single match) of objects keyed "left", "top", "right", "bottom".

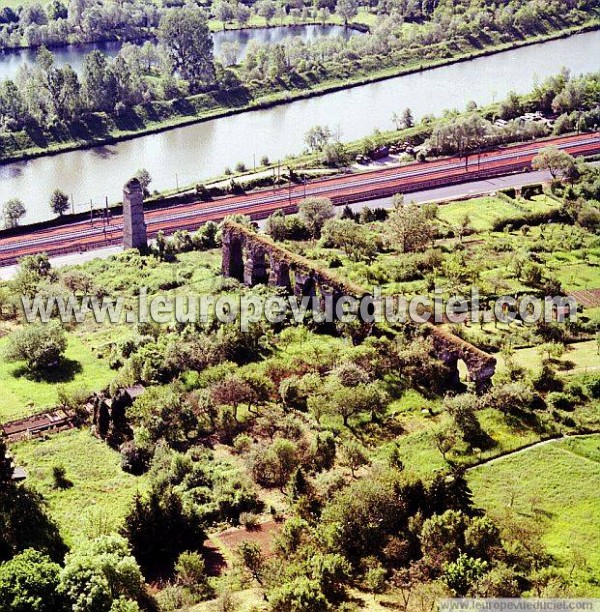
[{"left": 90, "top": 199, "right": 94, "bottom": 226}]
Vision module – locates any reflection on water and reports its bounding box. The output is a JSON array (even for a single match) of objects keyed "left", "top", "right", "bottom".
[
  {"left": 1, "top": 30, "right": 599, "bottom": 224},
  {"left": 0, "top": 25, "right": 357, "bottom": 80}
]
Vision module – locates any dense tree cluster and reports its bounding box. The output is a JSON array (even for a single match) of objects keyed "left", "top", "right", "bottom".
[{"left": 0, "top": 0, "right": 597, "bottom": 157}]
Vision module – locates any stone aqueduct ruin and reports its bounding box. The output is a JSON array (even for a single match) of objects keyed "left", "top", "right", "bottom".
[{"left": 221, "top": 220, "right": 496, "bottom": 392}]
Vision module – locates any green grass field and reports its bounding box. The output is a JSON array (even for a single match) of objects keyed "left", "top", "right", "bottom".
[
  {"left": 382, "top": 407, "right": 543, "bottom": 478},
  {"left": 469, "top": 435, "right": 600, "bottom": 589},
  {"left": 497, "top": 340, "right": 600, "bottom": 376},
  {"left": 0, "top": 333, "right": 115, "bottom": 423},
  {"left": 11, "top": 428, "right": 147, "bottom": 547},
  {"left": 437, "top": 194, "right": 557, "bottom": 232}
]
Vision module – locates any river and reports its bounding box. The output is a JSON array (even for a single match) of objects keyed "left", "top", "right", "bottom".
[
  {"left": 1, "top": 29, "right": 599, "bottom": 225},
  {"left": 0, "top": 24, "right": 358, "bottom": 80}
]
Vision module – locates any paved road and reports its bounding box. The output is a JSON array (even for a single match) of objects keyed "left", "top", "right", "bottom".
[{"left": 347, "top": 167, "right": 559, "bottom": 211}]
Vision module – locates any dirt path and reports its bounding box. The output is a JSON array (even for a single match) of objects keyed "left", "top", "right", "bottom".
[{"left": 466, "top": 431, "right": 600, "bottom": 471}]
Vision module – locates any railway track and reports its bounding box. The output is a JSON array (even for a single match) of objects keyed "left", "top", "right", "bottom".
[{"left": 1, "top": 132, "right": 599, "bottom": 266}]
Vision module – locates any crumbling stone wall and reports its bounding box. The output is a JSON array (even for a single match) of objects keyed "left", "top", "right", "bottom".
[
  {"left": 221, "top": 220, "right": 496, "bottom": 391},
  {"left": 425, "top": 324, "right": 497, "bottom": 393},
  {"left": 221, "top": 220, "right": 367, "bottom": 298}
]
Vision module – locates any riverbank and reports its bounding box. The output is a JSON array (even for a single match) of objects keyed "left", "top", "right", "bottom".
[
  {"left": 0, "top": 19, "right": 368, "bottom": 53},
  {"left": 1, "top": 20, "right": 598, "bottom": 166}
]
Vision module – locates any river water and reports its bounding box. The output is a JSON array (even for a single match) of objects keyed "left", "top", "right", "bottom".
[
  {"left": 1, "top": 30, "right": 599, "bottom": 224},
  {"left": 0, "top": 25, "right": 357, "bottom": 80}
]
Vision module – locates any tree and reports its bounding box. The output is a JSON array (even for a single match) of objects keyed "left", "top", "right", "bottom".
[
  {"left": 498, "top": 90, "right": 522, "bottom": 120},
  {"left": 81, "top": 51, "right": 118, "bottom": 112},
  {"left": 257, "top": 0, "right": 276, "bottom": 24},
  {"left": 175, "top": 551, "right": 210, "bottom": 596},
  {"left": 388, "top": 197, "right": 435, "bottom": 253},
  {"left": 304, "top": 125, "right": 332, "bottom": 152},
  {"left": 122, "top": 487, "right": 206, "bottom": 575},
  {"left": 400, "top": 107, "right": 414, "bottom": 129},
  {"left": 134, "top": 169, "right": 152, "bottom": 196},
  {"left": 335, "top": 0, "right": 357, "bottom": 25},
  {"left": 320, "top": 472, "right": 409, "bottom": 563},
  {"left": 59, "top": 535, "right": 144, "bottom": 611},
  {"left": 3, "top": 198, "right": 26, "bottom": 229},
  {"left": 420, "top": 510, "right": 467, "bottom": 568},
  {"left": 5, "top": 321, "right": 67, "bottom": 372},
  {"left": 36, "top": 48, "right": 81, "bottom": 122},
  {"left": 235, "top": 2, "right": 251, "bottom": 26},
  {"left": 443, "top": 553, "right": 488, "bottom": 596},
  {"left": 532, "top": 146, "right": 577, "bottom": 180},
  {"left": 365, "top": 563, "right": 387, "bottom": 599},
  {"left": 237, "top": 541, "right": 265, "bottom": 585},
  {"left": 210, "top": 375, "right": 254, "bottom": 421},
  {"left": 320, "top": 219, "right": 378, "bottom": 262},
  {"left": 266, "top": 209, "right": 288, "bottom": 241},
  {"left": 0, "top": 549, "right": 67, "bottom": 612},
  {"left": 339, "top": 439, "right": 370, "bottom": 477},
  {"left": 443, "top": 394, "right": 487, "bottom": 448},
  {"left": 0, "top": 476, "right": 67, "bottom": 563},
  {"left": 129, "top": 385, "right": 197, "bottom": 447},
  {"left": 213, "top": 0, "right": 235, "bottom": 25},
  {"left": 251, "top": 438, "right": 299, "bottom": 490},
  {"left": 0, "top": 437, "right": 14, "bottom": 483},
  {"left": 159, "top": 8, "right": 215, "bottom": 91},
  {"left": 299, "top": 197, "right": 335, "bottom": 239},
  {"left": 49, "top": 189, "right": 70, "bottom": 217},
  {"left": 269, "top": 577, "right": 329, "bottom": 611}
]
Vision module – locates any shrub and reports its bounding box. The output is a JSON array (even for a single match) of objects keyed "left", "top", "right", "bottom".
[
  {"left": 51, "top": 465, "right": 72, "bottom": 490},
  {"left": 4, "top": 321, "right": 67, "bottom": 372},
  {"left": 233, "top": 433, "right": 253, "bottom": 455},
  {"left": 174, "top": 551, "right": 211, "bottom": 597},
  {"left": 546, "top": 392, "right": 575, "bottom": 411},
  {"left": 239, "top": 512, "right": 260, "bottom": 530},
  {"left": 521, "top": 183, "right": 543, "bottom": 199},
  {"left": 585, "top": 375, "right": 600, "bottom": 399},
  {"left": 499, "top": 187, "right": 516, "bottom": 199}
]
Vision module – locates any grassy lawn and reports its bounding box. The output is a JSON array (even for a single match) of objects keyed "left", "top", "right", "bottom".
[
  {"left": 468, "top": 435, "right": 600, "bottom": 588},
  {"left": 11, "top": 428, "right": 147, "bottom": 547},
  {"left": 386, "top": 408, "right": 542, "bottom": 478},
  {"left": 552, "top": 261, "right": 600, "bottom": 291},
  {"left": 497, "top": 340, "right": 600, "bottom": 376},
  {"left": 437, "top": 194, "right": 557, "bottom": 232},
  {"left": 0, "top": 333, "right": 115, "bottom": 423}
]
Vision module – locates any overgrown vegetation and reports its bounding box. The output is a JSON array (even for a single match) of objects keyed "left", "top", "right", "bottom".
[{"left": 0, "top": 154, "right": 599, "bottom": 609}]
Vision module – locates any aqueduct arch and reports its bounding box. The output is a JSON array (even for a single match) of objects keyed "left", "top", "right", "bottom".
[{"left": 221, "top": 220, "right": 496, "bottom": 392}]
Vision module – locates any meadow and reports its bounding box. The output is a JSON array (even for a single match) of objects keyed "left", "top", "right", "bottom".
[
  {"left": 11, "top": 428, "right": 148, "bottom": 547},
  {"left": 0, "top": 332, "right": 115, "bottom": 423},
  {"left": 469, "top": 434, "right": 600, "bottom": 592}
]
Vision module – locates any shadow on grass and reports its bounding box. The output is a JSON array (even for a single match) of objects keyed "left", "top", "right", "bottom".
[{"left": 12, "top": 358, "right": 83, "bottom": 383}]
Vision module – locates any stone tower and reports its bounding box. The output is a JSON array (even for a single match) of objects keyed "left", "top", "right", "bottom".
[{"left": 122, "top": 178, "right": 147, "bottom": 251}]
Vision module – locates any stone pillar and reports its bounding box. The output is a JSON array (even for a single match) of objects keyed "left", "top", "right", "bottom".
[
  {"left": 468, "top": 361, "right": 496, "bottom": 394},
  {"left": 244, "top": 245, "right": 269, "bottom": 286},
  {"left": 269, "top": 257, "right": 292, "bottom": 292},
  {"left": 320, "top": 286, "right": 344, "bottom": 321},
  {"left": 222, "top": 230, "right": 244, "bottom": 281},
  {"left": 122, "top": 178, "right": 147, "bottom": 250},
  {"left": 294, "top": 271, "right": 316, "bottom": 298}
]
